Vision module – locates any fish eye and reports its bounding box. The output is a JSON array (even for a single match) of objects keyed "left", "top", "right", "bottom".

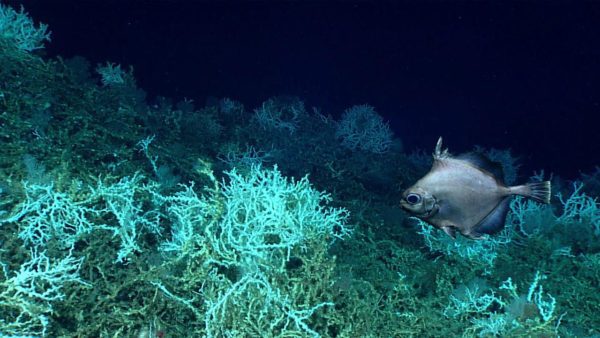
[{"left": 406, "top": 193, "right": 421, "bottom": 204}]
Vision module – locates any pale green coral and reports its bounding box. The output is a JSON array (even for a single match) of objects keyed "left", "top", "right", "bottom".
[{"left": 0, "top": 3, "right": 50, "bottom": 52}]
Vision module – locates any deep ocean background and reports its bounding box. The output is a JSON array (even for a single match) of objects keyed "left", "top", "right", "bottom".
[
  {"left": 16, "top": 0, "right": 600, "bottom": 179},
  {"left": 2, "top": 2, "right": 600, "bottom": 336}
]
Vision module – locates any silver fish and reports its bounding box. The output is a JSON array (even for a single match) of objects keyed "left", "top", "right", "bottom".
[{"left": 400, "top": 137, "right": 551, "bottom": 239}]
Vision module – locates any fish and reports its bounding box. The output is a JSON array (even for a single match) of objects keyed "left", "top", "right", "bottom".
[{"left": 400, "top": 137, "right": 551, "bottom": 239}]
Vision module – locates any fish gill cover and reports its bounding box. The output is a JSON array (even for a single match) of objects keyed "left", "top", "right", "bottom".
[{"left": 0, "top": 1, "right": 599, "bottom": 337}]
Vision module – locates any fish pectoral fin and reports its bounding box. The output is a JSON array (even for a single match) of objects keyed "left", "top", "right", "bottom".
[
  {"left": 473, "top": 197, "right": 511, "bottom": 236},
  {"left": 441, "top": 225, "right": 457, "bottom": 239}
]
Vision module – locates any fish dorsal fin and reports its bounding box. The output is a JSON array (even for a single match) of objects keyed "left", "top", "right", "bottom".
[
  {"left": 433, "top": 137, "right": 450, "bottom": 160},
  {"left": 431, "top": 137, "right": 451, "bottom": 170},
  {"left": 472, "top": 197, "right": 511, "bottom": 236},
  {"left": 456, "top": 152, "right": 505, "bottom": 184}
]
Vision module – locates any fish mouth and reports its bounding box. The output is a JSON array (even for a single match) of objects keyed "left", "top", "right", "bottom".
[
  {"left": 399, "top": 202, "right": 437, "bottom": 219},
  {"left": 421, "top": 204, "right": 438, "bottom": 218},
  {"left": 422, "top": 208, "right": 434, "bottom": 218}
]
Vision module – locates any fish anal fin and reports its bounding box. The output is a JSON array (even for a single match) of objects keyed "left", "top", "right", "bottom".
[
  {"left": 441, "top": 225, "right": 457, "bottom": 239},
  {"left": 473, "top": 197, "right": 511, "bottom": 235},
  {"left": 465, "top": 232, "right": 486, "bottom": 240}
]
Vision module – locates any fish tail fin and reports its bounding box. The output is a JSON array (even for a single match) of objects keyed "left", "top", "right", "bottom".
[{"left": 511, "top": 181, "right": 552, "bottom": 204}]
